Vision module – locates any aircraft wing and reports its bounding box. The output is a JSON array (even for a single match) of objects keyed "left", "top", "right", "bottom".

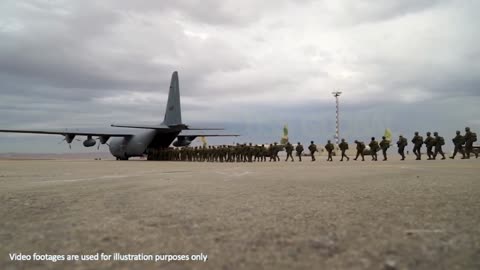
[{"left": 0, "top": 128, "right": 133, "bottom": 137}]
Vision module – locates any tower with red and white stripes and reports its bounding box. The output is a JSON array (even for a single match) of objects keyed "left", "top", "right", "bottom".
[{"left": 332, "top": 91, "right": 342, "bottom": 145}]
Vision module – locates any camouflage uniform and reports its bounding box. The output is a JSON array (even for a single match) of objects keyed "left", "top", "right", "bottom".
[
  {"left": 424, "top": 132, "right": 435, "bottom": 160},
  {"left": 464, "top": 127, "right": 477, "bottom": 159},
  {"left": 273, "top": 142, "right": 280, "bottom": 162},
  {"left": 325, "top": 140, "right": 334, "bottom": 162},
  {"left": 411, "top": 132, "right": 424, "bottom": 160},
  {"left": 269, "top": 144, "right": 275, "bottom": 162},
  {"left": 285, "top": 142, "right": 294, "bottom": 162},
  {"left": 379, "top": 136, "right": 390, "bottom": 161},
  {"left": 397, "top": 135, "right": 408, "bottom": 160},
  {"left": 369, "top": 137, "right": 380, "bottom": 161},
  {"left": 450, "top": 131, "right": 465, "bottom": 159},
  {"left": 261, "top": 144, "right": 268, "bottom": 162},
  {"left": 338, "top": 139, "right": 349, "bottom": 161},
  {"left": 308, "top": 141, "right": 317, "bottom": 161},
  {"left": 247, "top": 143, "right": 254, "bottom": 162},
  {"left": 295, "top": 143, "right": 304, "bottom": 162},
  {"left": 433, "top": 132, "right": 446, "bottom": 160},
  {"left": 354, "top": 140, "right": 365, "bottom": 161}
]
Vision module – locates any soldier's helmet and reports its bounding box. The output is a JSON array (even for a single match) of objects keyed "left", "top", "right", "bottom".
[
  {"left": 297, "top": 142, "right": 301, "bottom": 145},
  {"left": 427, "top": 132, "right": 431, "bottom": 136},
  {"left": 399, "top": 135, "right": 403, "bottom": 138},
  {"left": 261, "top": 144, "right": 265, "bottom": 147},
  {"left": 354, "top": 140, "right": 358, "bottom": 143},
  {"left": 415, "top": 131, "right": 419, "bottom": 135},
  {"left": 341, "top": 138, "right": 345, "bottom": 142},
  {"left": 249, "top": 143, "right": 252, "bottom": 146},
  {"left": 466, "top": 127, "right": 470, "bottom": 131},
  {"left": 274, "top": 142, "right": 277, "bottom": 145},
  {"left": 327, "top": 140, "right": 331, "bottom": 143},
  {"left": 456, "top": 130, "right": 461, "bottom": 134},
  {"left": 371, "top": 137, "right": 375, "bottom": 140},
  {"left": 382, "top": 136, "right": 386, "bottom": 139},
  {"left": 311, "top": 141, "right": 314, "bottom": 144},
  {"left": 434, "top": 132, "right": 438, "bottom": 136}
]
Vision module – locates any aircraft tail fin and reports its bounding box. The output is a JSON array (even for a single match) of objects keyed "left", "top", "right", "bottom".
[{"left": 163, "top": 71, "right": 182, "bottom": 126}]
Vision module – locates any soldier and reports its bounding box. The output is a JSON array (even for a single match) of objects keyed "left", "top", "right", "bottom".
[
  {"left": 261, "top": 144, "right": 268, "bottom": 162},
  {"left": 450, "top": 131, "right": 466, "bottom": 159},
  {"left": 411, "top": 131, "right": 424, "bottom": 160},
  {"left": 268, "top": 144, "right": 275, "bottom": 162},
  {"left": 253, "top": 145, "right": 261, "bottom": 162},
  {"left": 433, "top": 132, "right": 446, "bottom": 160},
  {"left": 308, "top": 141, "right": 317, "bottom": 161},
  {"left": 325, "top": 140, "right": 334, "bottom": 162},
  {"left": 369, "top": 137, "right": 380, "bottom": 161},
  {"left": 247, "top": 143, "right": 254, "bottom": 162},
  {"left": 285, "top": 142, "right": 294, "bottom": 162},
  {"left": 464, "top": 127, "right": 477, "bottom": 159},
  {"left": 273, "top": 142, "right": 281, "bottom": 162},
  {"left": 379, "top": 136, "right": 390, "bottom": 161},
  {"left": 193, "top": 147, "right": 198, "bottom": 161},
  {"left": 397, "top": 135, "right": 408, "bottom": 160},
  {"left": 424, "top": 132, "right": 435, "bottom": 160},
  {"left": 353, "top": 140, "right": 365, "bottom": 161},
  {"left": 243, "top": 144, "right": 249, "bottom": 162},
  {"left": 338, "top": 138, "right": 349, "bottom": 161},
  {"left": 296, "top": 142, "right": 304, "bottom": 162}
]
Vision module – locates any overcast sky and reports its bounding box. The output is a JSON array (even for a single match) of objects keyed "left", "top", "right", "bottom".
[{"left": 0, "top": 0, "right": 479, "bottom": 153}]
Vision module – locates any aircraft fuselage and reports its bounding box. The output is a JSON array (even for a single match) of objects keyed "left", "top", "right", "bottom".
[{"left": 108, "top": 130, "right": 181, "bottom": 160}]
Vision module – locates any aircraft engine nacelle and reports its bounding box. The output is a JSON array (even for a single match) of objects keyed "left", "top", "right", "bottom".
[
  {"left": 83, "top": 138, "right": 96, "bottom": 147},
  {"left": 173, "top": 138, "right": 191, "bottom": 147},
  {"left": 64, "top": 134, "right": 75, "bottom": 144},
  {"left": 99, "top": 136, "right": 110, "bottom": 145},
  {"left": 172, "top": 136, "right": 197, "bottom": 147}
]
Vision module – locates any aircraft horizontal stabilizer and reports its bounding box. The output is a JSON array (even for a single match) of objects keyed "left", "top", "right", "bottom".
[
  {"left": 111, "top": 124, "right": 172, "bottom": 130},
  {"left": 184, "top": 127, "right": 225, "bottom": 130},
  {"left": 178, "top": 131, "right": 239, "bottom": 137}
]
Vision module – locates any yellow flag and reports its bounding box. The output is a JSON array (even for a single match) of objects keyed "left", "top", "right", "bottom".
[
  {"left": 384, "top": 128, "right": 392, "bottom": 143},
  {"left": 200, "top": 136, "right": 207, "bottom": 147}
]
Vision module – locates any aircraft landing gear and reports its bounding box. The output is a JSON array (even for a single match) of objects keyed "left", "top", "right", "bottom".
[{"left": 116, "top": 155, "right": 129, "bottom": 161}]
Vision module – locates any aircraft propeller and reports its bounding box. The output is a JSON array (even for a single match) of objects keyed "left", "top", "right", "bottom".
[
  {"left": 96, "top": 137, "right": 110, "bottom": 150},
  {"left": 58, "top": 136, "right": 81, "bottom": 149}
]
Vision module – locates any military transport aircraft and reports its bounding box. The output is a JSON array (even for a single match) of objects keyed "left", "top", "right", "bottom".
[{"left": 0, "top": 71, "right": 238, "bottom": 160}]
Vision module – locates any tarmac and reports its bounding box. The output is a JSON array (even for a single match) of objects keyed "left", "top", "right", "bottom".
[{"left": 0, "top": 157, "right": 479, "bottom": 270}]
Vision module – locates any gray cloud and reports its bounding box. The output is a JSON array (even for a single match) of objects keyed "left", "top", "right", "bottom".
[{"left": 0, "top": 0, "right": 479, "bottom": 153}]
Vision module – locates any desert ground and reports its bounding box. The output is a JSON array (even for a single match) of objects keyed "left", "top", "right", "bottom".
[{"left": 0, "top": 158, "right": 479, "bottom": 270}]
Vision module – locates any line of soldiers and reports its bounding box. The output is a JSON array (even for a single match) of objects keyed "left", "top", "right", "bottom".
[
  {"left": 340, "top": 127, "right": 477, "bottom": 162},
  {"left": 148, "top": 142, "right": 284, "bottom": 162},
  {"left": 148, "top": 127, "right": 477, "bottom": 162}
]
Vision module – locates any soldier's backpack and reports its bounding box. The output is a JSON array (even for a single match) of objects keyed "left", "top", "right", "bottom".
[
  {"left": 472, "top": 132, "right": 477, "bottom": 142},
  {"left": 439, "top": 137, "right": 445, "bottom": 146}
]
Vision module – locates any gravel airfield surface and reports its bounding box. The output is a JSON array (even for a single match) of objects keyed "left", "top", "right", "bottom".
[{"left": 0, "top": 159, "right": 479, "bottom": 270}]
